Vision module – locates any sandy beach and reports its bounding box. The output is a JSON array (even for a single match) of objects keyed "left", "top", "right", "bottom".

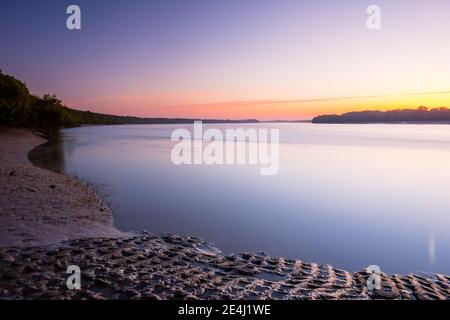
[
  {"left": 0, "top": 126, "right": 449, "bottom": 300},
  {"left": 0, "top": 127, "right": 124, "bottom": 247}
]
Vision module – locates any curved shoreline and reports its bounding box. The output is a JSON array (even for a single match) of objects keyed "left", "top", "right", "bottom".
[
  {"left": 0, "top": 127, "right": 124, "bottom": 247},
  {"left": 1, "top": 127, "right": 449, "bottom": 300}
]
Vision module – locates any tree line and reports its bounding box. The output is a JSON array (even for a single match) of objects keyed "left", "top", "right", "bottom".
[
  {"left": 312, "top": 107, "right": 450, "bottom": 124},
  {"left": 0, "top": 71, "right": 258, "bottom": 138}
]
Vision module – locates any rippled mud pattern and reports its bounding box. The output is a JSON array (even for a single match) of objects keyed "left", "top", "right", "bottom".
[{"left": 1, "top": 233, "right": 449, "bottom": 300}]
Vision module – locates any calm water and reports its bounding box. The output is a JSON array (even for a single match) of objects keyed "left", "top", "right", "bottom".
[{"left": 30, "top": 123, "right": 450, "bottom": 274}]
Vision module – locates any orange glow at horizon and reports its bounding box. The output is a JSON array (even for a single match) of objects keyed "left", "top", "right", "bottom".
[{"left": 67, "top": 92, "right": 450, "bottom": 121}]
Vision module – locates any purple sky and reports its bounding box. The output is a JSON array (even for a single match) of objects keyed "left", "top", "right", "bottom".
[{"left": 1, "top": 0, "right": 450, "bottom": 119}]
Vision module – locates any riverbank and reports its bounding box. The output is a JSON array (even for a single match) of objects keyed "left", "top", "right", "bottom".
[
  {"left": 0, "top": 127, "right": 449, "bottom": 300},
  {"left": 0, "top": 127, "right": 124, "bottom": 247}
]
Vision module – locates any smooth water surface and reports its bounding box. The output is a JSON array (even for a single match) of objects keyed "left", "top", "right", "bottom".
[{"left": 30, "top": 123, "right": 450, "bottom": 274}]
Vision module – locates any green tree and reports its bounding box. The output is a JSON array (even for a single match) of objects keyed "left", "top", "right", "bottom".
[{"left": 0, "top": 70, "right": 32, "bottom": 126}]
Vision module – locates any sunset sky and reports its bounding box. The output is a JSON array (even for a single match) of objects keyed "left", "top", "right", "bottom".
[{"left": 2, "top": 0, "right": 450, "bottom": 120}]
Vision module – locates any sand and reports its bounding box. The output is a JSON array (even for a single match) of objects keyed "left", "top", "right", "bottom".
[
  {"left": 0, "top": 127, "right": 124, "bottom": 247},
  {"left": 1, "top": 233, "right": 449, "bottom": 299}
]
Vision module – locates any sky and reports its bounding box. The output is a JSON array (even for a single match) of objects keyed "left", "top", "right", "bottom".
[{"left": 1, "top": 0, "right": 450, "bottom": 120}]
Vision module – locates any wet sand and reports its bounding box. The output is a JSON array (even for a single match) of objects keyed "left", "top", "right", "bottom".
[
  {"left": 0, "top": 127, "right": 449, "bottom": 300},
  {"left": 1, "top": 233, "right": 449, "bottom": 300},
  {"left": 0, "top": 127, "right": 124, "bottom": 247}
]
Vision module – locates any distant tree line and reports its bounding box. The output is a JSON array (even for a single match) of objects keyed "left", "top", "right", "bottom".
[
  {"left": 0, "top": 71, "right": 258, "bottom": 138},
  {"left": 312, "top": 107, "right": 450, "bottom": 124}
]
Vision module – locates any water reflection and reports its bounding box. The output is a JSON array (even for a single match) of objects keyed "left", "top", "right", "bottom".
[
  {"left": 429, "top": 235, "right": 436, "bottom": 267},
  {"left": 29, "top": 124, "right": 450, "bottom": 274},
  {"left": 28, "top": 132, "right": 66, "bottom": 173}
]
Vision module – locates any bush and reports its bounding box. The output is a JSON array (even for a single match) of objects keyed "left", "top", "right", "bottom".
[
  {"left": 0, "top": 70, "right": 32, "bottom": 127},
  {"left": 0, "top": 71, "right": 81, "bottom": 137}
]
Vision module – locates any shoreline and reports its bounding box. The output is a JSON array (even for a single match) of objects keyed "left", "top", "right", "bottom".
[
  {"left": 0, "top": 127, "right": 449, "bottom": 300},
  {"left": 0, "top": 126, "right": 125, "bottom": 247}
]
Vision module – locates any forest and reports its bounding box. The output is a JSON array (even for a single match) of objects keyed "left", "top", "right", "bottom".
[
  {"left": 0, "top": 70, "right": 258, "bottom": 138},
  {"left": 312, "top": 107, "right": 450, "bottom": 124}
]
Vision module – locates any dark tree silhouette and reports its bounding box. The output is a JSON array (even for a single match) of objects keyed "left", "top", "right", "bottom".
[
  {"left": 0, "top": 71, "right": 259, "bottom": 138},
  {"left": 312, "top": 108, "right": 450, "bottom": 124}
]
